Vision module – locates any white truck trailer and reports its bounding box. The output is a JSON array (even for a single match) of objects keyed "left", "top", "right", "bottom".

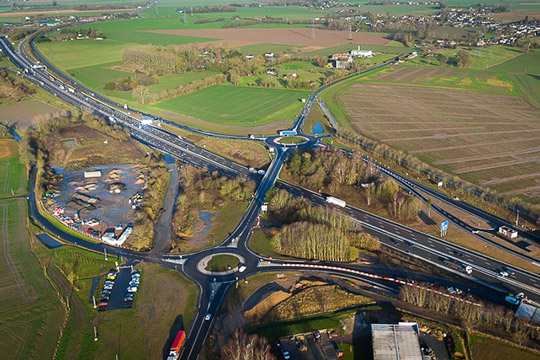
[{"left": 326, "top": 196, "right": 346, "bottom": 208}]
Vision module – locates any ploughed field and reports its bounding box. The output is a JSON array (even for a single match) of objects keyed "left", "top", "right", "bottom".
[
  {"left": 147, "top": 27, "right": 391, "bottom": 48},
  {"left": 337, "top": 82, "right": 540, "bottom": 201}
]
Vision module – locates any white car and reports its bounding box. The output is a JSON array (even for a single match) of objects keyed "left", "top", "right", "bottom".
[
  {"left": 205, "top": 313, "right": 211, "bottom": 321},
  {"left": 499, "top": 271, "right": 509, "bottom": 277},
  {"left": 127, "top": 286, "right": 138, "bottom": 293},
  {"left": 238, "top": 265, "right": 247, "bottom": 273}
]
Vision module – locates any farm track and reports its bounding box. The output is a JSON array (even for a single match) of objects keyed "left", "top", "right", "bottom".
[
  {"left": 455, "top": 156, "right": 540, "bottom": 174},
  {"left": 408, "top": 136, "right": 540, "bottom": 155}
]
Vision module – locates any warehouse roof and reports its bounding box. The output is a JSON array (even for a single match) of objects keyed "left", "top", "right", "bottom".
[{"left": 371, "top": 322, "right": 423, "bottom": 360}]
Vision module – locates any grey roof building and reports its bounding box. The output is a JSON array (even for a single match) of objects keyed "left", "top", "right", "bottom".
[{"left": 371, "top": 322, "right": 424, "bottom": 360}]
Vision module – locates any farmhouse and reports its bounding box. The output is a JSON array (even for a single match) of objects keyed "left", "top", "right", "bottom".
[
  {"left": 266, "top": 68, "right": 278, "bottom": 76},
  {"left": 350, "top": 47, "right": 373, "bottom": 58}
]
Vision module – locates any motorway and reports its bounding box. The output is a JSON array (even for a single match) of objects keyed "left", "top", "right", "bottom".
[{"left": 1, "top": 34, "right": 539, "bottom": 359}]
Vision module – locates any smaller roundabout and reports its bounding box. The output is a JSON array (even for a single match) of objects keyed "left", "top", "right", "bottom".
[
  {"left": 197, "top": 253, "right": 245, "bottom": 276},
  {"left": 274, "top": 135, "right": 309, "bottom": 146}
]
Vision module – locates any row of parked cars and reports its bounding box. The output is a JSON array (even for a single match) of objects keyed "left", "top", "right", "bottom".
[
  {"left": 98, "top": 269, "right": 118, "bottom": 309},
  {"left": 124, "top": 270, "right": 141, "bottom": 305}
]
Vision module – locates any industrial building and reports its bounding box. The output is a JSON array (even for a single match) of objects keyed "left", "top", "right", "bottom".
[{"left": 371, "top": 322, "right": 424, "bottom": 360}]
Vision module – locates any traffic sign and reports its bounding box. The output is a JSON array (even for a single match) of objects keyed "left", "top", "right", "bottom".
[{"left": 441, "top": 221, "right": 448, "bottom": 236}]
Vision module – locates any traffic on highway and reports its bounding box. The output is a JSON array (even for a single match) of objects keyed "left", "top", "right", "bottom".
[{"left": 1, "top": 32, "right": 539, "bottom": 360}]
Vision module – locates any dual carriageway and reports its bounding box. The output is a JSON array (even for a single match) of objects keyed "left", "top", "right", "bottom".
[{"left": 1, "top": 34, "right": 539, "bottom": 359}]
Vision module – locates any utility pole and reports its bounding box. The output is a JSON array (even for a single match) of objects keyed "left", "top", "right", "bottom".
[
  {"left": 311, "top": 19, "right": 316, "bottom": 40},
  {"left": 184, "top": 12, "right": 187, "bottom": 25},
  {"left": 348, "top": 24, "right": 353, "bottom": 41},
  {"left": 516, "top": 209, "right": 519, "bottom": 226}
]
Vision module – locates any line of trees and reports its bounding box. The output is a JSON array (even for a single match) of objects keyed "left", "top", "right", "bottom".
[
  {"left": 52, "top": 27, "right": 105, "bottom": 41},
  {"left": 268, "top": 189, "right": 380, "bottom": 261},
  {"left": 285, "top": 148, "right": 421, "bottom": 221},
  {"left": 399, "top": 285, "right": 540, "bottom": 346},
  {"left": 178, "top": 5, "right": 236, "bottom": 13}
]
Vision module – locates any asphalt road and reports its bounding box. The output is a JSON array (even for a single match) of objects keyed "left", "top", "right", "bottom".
[{"left": 2, "top": 35, "right": 539, "bottom": 360}]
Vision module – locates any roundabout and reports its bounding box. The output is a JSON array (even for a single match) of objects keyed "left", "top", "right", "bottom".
[
  {"left": 274, "top": 135, "right": 309, "bottom": 146},
  {"left": 197, "top": 253, "right": 245, "bottom": 275}
]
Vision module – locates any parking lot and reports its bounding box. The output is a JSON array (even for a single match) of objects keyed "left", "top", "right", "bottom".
[
  {"left": 97, "top": 267, "right": 141, "bottom": 311},
  {"left": 278, "top": 330, "right": 341, "bottom": 360}
]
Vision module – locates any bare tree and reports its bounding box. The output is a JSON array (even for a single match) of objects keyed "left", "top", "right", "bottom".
[{"left": 221, "top": 330, "right": 275, "bottom": 360}]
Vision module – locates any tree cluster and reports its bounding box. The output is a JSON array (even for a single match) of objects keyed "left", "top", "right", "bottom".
[
  {"left": 267, "top": 189, "right": 380, "bottom": 261},
  {"left": 0, "top": 69, "right": 36, "bottom": 101},
  {"left": 220, "top": 330, "right": 275, "bottom": 360},
  {"left": 53, "top": 27, "right": 105, "bottom": 41},
  {"left": 104, "top": 75, "right": 158, "bottom": 92},
  {"left": 173, "top": 166, "right": 255, "bottom": 239},
  {"left": 285, "top": 148, "right": 421, "bottom": 220}
]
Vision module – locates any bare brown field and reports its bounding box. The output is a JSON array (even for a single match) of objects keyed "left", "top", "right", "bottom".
[
  {"left": 146, "top": 28, "right": 390, "bottom": 48},
  {"left": 0, "top": 8, "right": 133, "bottom": 18},
  {"left": 0, "top": 99, "right": 62, "bottom": 130},
  {"left": 490, "top": 11, "right": 540, "bottom": 22},
  {"left": 338, "top": 83, "right": 540, "bottom": 199}
]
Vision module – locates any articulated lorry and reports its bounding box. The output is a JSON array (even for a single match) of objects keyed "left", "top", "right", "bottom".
[
  {"left": 326, "top": 196, "right": 346, "bottom": 208},
  {"left": 167, "top": 330, "right": 186, "bottom": 360},
  {"left": 443, "top": 259, "right": 473, "bottom": 275}
]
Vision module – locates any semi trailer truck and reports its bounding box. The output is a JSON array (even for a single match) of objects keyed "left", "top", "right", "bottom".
[
  {"left": 326, "top": 196, "right": 346, "bottom": 208},
  {"left": 167, "top": 330, "right": 186, "bottom": 360}
]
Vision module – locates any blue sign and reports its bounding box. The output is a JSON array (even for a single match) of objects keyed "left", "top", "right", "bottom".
[{"left": 441, "top": 221, "right": 448, "bottom": 233}]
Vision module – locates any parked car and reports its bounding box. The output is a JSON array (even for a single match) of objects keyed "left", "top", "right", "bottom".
[
  {"left": 124, "top": 293, "right": 134, "bottom": 302},
  {"left": 127, "top": 286, "right": 138, "bottom": 293},
  {"left": 282, "top": 350, "right": 290, "bottom": 360},
  {"left": 313, "top": 330, "right": 321, "bottom": 339}
]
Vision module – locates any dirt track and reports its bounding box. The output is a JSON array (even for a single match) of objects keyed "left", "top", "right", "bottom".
[{"left": 146, "top": 28, "right": 390, "bottom": 48}]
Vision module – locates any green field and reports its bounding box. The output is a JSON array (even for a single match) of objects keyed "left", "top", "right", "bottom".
[
  {"left": 470, "top": 333, "right": 540, "bottom": 360},
  {"left": 0, "top": 198, "right": 64, "bottom": 359},
  {"left": 438, "top": 45, "right": 524, "bottom": 69},
  {"left": 154, "top": 85, "right": 310, "bottom": 127},
  {"left": 490, "top": 51, "right": 540, "bottom": 107},
  {"left": 0, "top": 139, "right": 27, "bottom": 197}
]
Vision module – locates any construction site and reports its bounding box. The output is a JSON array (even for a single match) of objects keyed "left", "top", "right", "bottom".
[{"left": 42, "top": 163, "right": 148, "bottom": 245}]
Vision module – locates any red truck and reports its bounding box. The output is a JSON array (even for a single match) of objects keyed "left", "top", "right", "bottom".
[{"left": 167, "top": 331, "right": 186, "bottom": 360}]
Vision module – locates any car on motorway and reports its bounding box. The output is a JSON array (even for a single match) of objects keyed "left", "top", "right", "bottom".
[
  {"left": 453, "top": 250, "right": 464, "bottom": 257},
  {"left": 205, "top": 313, "right": 212, "bottom": 321},
  {"left": 499, "top": 271, "right": 509, "bottom": 277},
  {"left": 505, "top": 269, "right": 515, "bottom": 276}
]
